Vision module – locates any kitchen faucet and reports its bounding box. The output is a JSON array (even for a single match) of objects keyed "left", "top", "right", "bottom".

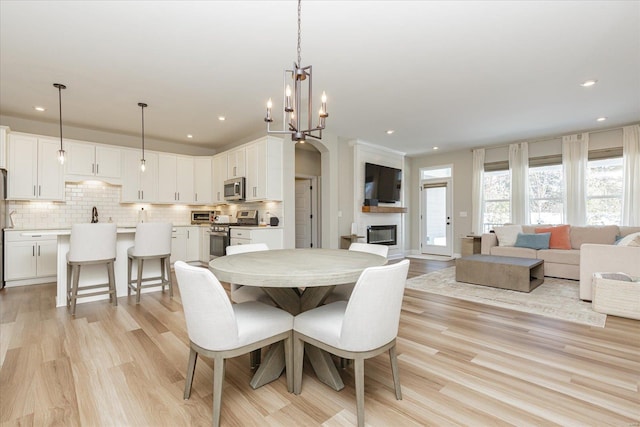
[{"left": 91, "top": 206, "right": 99, "bottom": 223}]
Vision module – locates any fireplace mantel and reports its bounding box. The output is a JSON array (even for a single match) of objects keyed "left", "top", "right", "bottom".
[{"left": 361, "top": 206, "right": 407, "bottom": 213}]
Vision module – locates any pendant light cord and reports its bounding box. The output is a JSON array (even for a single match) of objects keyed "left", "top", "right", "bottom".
[
  {"left": 139, "top": 103, "right": 146, "bottom": 159},
  {"left": 297, "top": 0, "right": 302, "bottom": 66},
  {"left": 57, "top": 85, "right": 63, "bottom": 149}
]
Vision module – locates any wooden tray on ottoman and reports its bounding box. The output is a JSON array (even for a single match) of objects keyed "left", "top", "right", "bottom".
[{"left": 456, "top": 254, "right": 544, "bottom": 292}]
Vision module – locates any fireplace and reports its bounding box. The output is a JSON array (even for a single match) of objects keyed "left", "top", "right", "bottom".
[{"left": 367, "top": 225, "right": 397, "bottom": 246}]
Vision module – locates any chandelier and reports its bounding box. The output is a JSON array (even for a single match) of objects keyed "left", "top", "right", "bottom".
[{"left": 264, "top": 0, "right": 328, "bottom": 142}]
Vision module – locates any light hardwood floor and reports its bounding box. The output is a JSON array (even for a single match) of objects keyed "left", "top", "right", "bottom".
[{"left": 1, "top": 258, "right": 638, "bottom": 426}]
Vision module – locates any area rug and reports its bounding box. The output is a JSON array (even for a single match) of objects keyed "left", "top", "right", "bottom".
[{"left": 405, "top": 267, "right": 606, "bottom": 327}]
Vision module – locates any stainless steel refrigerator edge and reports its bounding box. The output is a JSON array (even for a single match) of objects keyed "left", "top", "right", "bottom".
[{"left": 1, "top": 169, "right": 6, "bottom": 288}]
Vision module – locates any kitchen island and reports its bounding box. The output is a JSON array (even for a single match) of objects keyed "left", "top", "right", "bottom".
[{"left": 20, "top": 227, "right": 167, "bottom": 308}]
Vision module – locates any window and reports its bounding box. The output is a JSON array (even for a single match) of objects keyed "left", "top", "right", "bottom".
[
  {"left": 482, "top": 169, "right": 510, "bottom": 232},
  {"left": 529, "top": 164, "right": 563, "bottom": 225},
  {"left": 586, "top": 156, "right": 623, "bottom": 225}
]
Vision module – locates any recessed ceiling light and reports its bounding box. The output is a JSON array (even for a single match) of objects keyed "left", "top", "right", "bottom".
[
  {"left": 580, "top": 79, "right": 598, "bottom": 87},
  {"left": 34, "top": 106, "right": 46, "bottom": 112},
  {"left": 386, "top": 130, "right": 394, "bottom": 135},
  {"left": 596, "top": 117, "right": 607, "bottom": 122},
  {"left": 218, "top": 116, "right": 226, "bottom": 121},
  {"left": 187, "top": 134, "right": 193, "bottom": 139},
  {"left": 433, "top": 147, "right": 439, "bottom": 150}
]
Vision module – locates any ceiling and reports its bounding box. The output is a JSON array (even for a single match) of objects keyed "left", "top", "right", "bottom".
[{"left": 1, "top": 1, "right": 639, "bottom": 156}]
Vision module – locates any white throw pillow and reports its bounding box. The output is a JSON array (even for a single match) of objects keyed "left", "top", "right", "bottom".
[
  {"left": 493, "top": 225, "right": 523, "bottom": 247},
  {"left": 616, "top": 232, "right": 640, "bottom": 247}
]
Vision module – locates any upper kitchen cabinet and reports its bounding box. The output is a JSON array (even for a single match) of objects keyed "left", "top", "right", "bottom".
[
  {"left": 245, "top": 136, "right": 283, "bottom": 201},
  {"left": 7, "top": 133, "right": 65, "bottom": 201},
  {"left": 121, "top": 149, "right": 158, "bottom": 203},
  {"left": 158, "top": 154, "right": 194, "bottom": 203},
  {"left": 194, "top": 157, "right": 213, "bottom": 205},
  {"left": 65, "top": 141, "right": 121, "bottom": 183},
  {"left": 226, "top": 146, "right": 246, "bottom": 179},
  {"left": 212, "top": 153, "right": 227, "bottom": 204},
  {"left": 0, "top": 126, "right": 8, "bottom": 169}
]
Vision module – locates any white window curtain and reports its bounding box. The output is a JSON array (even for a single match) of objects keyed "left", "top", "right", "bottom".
[
  {"left": 622, "top": 124, "right": 640, "bottom": 226},
  {"left": 471, "top": 148, "right": 485, "bottom": 234},
  {"left": 509, "top": 142, "right": 529, "bottom": 225},
  {"left": 562, "top": 133, "right": 588, "bottom": 226}
]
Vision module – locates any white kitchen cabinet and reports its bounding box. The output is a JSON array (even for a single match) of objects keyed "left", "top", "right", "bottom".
[
  {"left": 229, "top": 227, "right": 283, "bottom": 249},
  {"left": 171, "top": 228, "right": 187, "bottom": 264},
  {"left": 0, "top": 125, "right": 8, "bottom": 169},
  {"left": 4, "top": 231, "right": 57, "bottom": 286},
  {"left": 7, "top": 133, "right": 64, "bottom": 201},
  {"left": 66, "top": 141, "right": 121, "bottom": 182},
  {"left": 158, "top": 154, "right": 194, "bottom": 203},
  {"left": 194, "top": 157, "right": 213, "bottom": 204},
  {"left": 226, "top": 146, "right": 246, "bottom": 178},
  {"left": 121, "top": 149, "right": 158, "bottom": 203},
  {"left": 186, "top": 226, "right": 200, "bottom": 261},
  {"left": 212, "top": 153, "right": 227, "bottom": 204},
  {"left": 245, "top": 136, "right": 283, "bottom": 201},
  {"left": 199, "top": 226, "right": 210, "bottom": 263},
  {"left": 171, "top": 226, "right": 200, "bottom": 263}
]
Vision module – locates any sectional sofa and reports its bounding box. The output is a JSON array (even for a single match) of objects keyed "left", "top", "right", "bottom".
[{"left": 481, "top": 225, "right": 640, "bottom": 301}]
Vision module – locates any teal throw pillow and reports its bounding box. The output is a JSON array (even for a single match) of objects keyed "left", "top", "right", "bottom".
[{"left": 514, "top": 232, "right": 551, "bottom": 250}]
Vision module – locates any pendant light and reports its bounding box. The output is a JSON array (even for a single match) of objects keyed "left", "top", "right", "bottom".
[
  {"left": 264, "top": 0, "right": 328, "bottom": 142},
  {"left": 138, "top": 102, "right": 147, "bottom": 172},
  {"left": 53, "top": 83, "right": 67, "bottom": 164}
]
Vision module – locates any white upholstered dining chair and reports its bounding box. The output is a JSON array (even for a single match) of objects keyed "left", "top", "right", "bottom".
[
  {"left": 174, "top": 261, "right": 293, "bottom": 427},
  {"left": 225, "top": 243, "right": 273, "bottom": 305},
  {"left": 127, "top": 222, "right": 173, "bottom": 303},
  {"left": 66, "top": 223, "right": 118, "bottom": 316},
  {"left": 293, "top": 259, "right": 410, "bottom": 427},
  {"left": 225, "top": 243, "right": 275, "bottom": 368},
  {"left": 323, "top": 242, "right": 389, "bottom": 304}
]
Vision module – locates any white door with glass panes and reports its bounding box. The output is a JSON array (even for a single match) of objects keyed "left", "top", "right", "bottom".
[{"left": 420, "top": 178, "right": 453, "bottom": 257}]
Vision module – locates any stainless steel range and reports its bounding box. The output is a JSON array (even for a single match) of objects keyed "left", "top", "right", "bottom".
[{"left": 209, "top": 210, "right": 259, "bottom": 259}]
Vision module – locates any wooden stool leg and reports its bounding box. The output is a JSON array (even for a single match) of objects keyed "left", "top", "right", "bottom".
[
  {"left": 127, "top": 256, "right": 133, "bottom": 296},
  {"left": 136, "top": 258, "right": 144, "bottom": 304},
  {"left": 160, "top": 257, "right": 166, "bottom": 292},
  {"left": 108, "top": 261, "right": 117, "bottom": 307},
  {"left": 166, "top": 256, "right": 173, "bottom": 298},
  {"left": 70, "top": 265, "right": 81, "bottom": 316},
  {"left": 66, "top": 262, "right": 72, "bottom": 307}
]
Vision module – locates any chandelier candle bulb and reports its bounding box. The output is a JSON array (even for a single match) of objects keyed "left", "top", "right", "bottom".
[
  {"left": 285, "top": 85, "right": 293, "bottom": 112},
  {"left": 265, "top": 98, "right": 273, "bottom": 122}
]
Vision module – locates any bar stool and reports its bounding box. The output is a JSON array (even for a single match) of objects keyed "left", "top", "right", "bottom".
[
  {"left": 66, "top": 223, "right": 118, "bottom": 316},
  {"left": 127, "top": 222, "right": 173, "bottom": 303}
]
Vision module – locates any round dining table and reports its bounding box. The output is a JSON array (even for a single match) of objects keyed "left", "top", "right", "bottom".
[{"left": 209, "top": 248, "right": 387, "bottom": 390}]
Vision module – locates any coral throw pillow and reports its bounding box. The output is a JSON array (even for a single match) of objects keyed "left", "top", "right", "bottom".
[{"left": 535, "top": 225, "right": 571, "bottom": 249}]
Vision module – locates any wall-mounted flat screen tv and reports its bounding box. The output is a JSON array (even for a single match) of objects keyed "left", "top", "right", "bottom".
[{"left": 364, "top": 162, "right": 402, "bottom": 203}]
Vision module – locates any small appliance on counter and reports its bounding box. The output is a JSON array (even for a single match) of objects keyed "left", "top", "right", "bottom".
[
  {"left": 213, "top": 215, "right": 230, "bottom": 224},
  {"left": 270, "top": 216, "right": 279, "bottom": 226},
  {"left": 191, "top": 210, "right": 215, "bottom": 224}
]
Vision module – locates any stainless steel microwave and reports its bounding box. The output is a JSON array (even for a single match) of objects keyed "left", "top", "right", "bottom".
[{"left": 224, "top": 177, "right": 245, "bottom": 201}]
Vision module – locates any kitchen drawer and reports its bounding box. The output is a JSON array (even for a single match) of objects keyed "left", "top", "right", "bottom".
[
  {"left": 230, "top": 238, "right": 251, "bottom": 246},
  {"left": 230, "top": 228, "right": 252, "bottom": 239}
]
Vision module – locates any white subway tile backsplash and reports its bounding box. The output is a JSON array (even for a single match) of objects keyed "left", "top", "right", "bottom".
[{"left": 7, "top": 182, "right": 284, "bottom": 229}]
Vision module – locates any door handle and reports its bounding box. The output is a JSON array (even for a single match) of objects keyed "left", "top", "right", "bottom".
[{"left": 96, "top": 164, "right": 99, "bottom": 174}]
